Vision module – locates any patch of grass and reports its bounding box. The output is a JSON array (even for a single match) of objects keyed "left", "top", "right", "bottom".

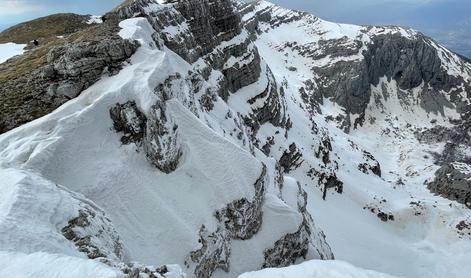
[
  {"left": 0, "top": 12, "right": 129, "bottom": 133},
  {"left": 0, "top": 13, "right": 110, "bottom": 85},
  {"left": 0, "top": 14, "right": 107, "bottom": 133},
  {"left": 0, "top": 13, "right": 94, "bottom": 48},
  {"left": 0, "top": 42, "right": 50, "bottom": 83}
]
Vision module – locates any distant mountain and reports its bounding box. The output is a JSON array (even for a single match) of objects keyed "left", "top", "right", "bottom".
[{"left": 0, "top": 1, "right": 470, "bottom": 278}]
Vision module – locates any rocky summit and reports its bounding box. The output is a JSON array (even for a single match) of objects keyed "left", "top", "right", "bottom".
[{"left": 0, "top": 1, "right": 470, "bottom": 278}]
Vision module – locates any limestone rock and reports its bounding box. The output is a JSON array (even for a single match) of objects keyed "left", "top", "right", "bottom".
[
  {"left": 0, "top": 17, "right": 139, "bottom": 134},
  {"left": 143, "top": 101, "right": 183, "bottom": 173},
  {"left": 215, "top": 166, "right": 266, "bottom": 240},
  {"left": 416, "top": 121, "right": 471, "bottom": 164},
  {"left": 428, "top": 162, "right": 471, "bottom": 209},
  {"left": 263, "top": 182, "right": 334, "bottom": 268},
  {"left": 61, "top": 204, "right": 123, "bottom": 261},
  {"left": 279, "top": 143, "right": 303, "bottom": 173},
  {"left": 358, "top": 151, "right": 382, "bottom": 177},
  {"left": 110, "top": 101, "right": 147, "bottom": 144},
  {"left": 186, "top": 225, "right": 231, "bottom": 278}
]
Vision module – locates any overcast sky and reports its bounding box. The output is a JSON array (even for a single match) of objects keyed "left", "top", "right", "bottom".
[{"left": 0, "top": 0, "right": 470, "bottom": 57}]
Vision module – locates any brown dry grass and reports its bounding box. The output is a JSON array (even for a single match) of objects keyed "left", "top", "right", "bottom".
[{"left": 0, "top": 13, "right": 94, "bottom": 47}]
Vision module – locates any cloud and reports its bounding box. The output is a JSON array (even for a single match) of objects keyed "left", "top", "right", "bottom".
[{"left": 0, "top": 0, "right": 42, "bottom": 16}]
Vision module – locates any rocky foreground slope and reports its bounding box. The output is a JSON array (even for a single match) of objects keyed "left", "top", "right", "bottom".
[{"left": 0, "top": 0, "right": 470, "bottom": 277}]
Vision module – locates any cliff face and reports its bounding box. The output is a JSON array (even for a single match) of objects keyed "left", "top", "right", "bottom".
[
  {"left": 242, "top": 2, "right": 471, "bottom": 131},
  {"left": 1, "top": 1, "right": 471, "bottom": 278}
]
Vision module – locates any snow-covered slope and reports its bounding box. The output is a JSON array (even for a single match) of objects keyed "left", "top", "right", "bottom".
[
  {"left": 0, "top": 42, "right": 25, "bottom": 63},
  {"left": 0, "top": 0, "right": 470, "bottom": 277},
  {"left": 242, "top": 2, "right": 471, "bottom": 277},
  {"left": 238, "top": 260, "right": 399, "bottom": 278}
]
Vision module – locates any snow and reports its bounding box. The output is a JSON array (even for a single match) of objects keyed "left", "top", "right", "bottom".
[
  {"left": 0, "top": 16, "right": 311, "bottom": 277},
  {"left": 451, "top": 162, "right": 471, "bottom": 175},
  {"left": 1, "top": 1, "right": 471, "bottom": 278},
  {"left": 0, "top": 168, "right": 80, "bottom": 257},
  {"left": 0, "top": 42, "right": 26, "bottom": 63},
  {"left": 119, "top": 17, "right": 157, "bottom": 48},
  {"left": 250, "top": 2, "right": 471, "bottom": 277},
  {"left": 0, "top": 252, "right": 122, "bottom": 278},
  {"left": 239, "top": 260, "right": 400, "bottom": 278},
  {"left": 0, "top": 251, "right": 186, "bottom": 278},
  {"left": 87, "top": 15, "right": 103, "bottom": 24}
]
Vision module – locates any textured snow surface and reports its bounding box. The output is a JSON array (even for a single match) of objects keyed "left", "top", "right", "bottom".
[
  {"left": 0, "top": 168, "right": 82, "bottom": 257},
  {"left": 1, "top": 1, "right": 471, "bottom": 277},
  {"left": 0, "top": 252, "right": 186, "bottom": 278},
  {"left": 0, "top": 16, "right": 308, "bottom": 277},
  {"left": 238, "top": 260, "right": 400, "bottom": 278},
  {"left": 249, "top": 2, "right": 471, "bottom": 278},
  {"left": 0, "top": 42, "right": 26, "bottom": 63},
  {"left": 0, "top": 252, "right": 122, "bottom": 278}
]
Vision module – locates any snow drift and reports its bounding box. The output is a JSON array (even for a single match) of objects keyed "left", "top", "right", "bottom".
[{"left": 0, "top": 0, "right": 470, "bottom": 277}]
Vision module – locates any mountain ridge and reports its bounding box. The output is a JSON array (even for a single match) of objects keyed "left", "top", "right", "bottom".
[{"left": 0, "top": 0, "right": 470, "bottom": 277}]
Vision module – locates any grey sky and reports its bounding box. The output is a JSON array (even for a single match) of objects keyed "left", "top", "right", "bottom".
[{"left": 0, "top": 0, "right": 470, "bottom": 57}]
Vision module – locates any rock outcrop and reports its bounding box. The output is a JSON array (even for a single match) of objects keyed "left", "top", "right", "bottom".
[
  {"left": 314, "top": 31, "right": 470, "bottom": 128},
  {"left": 62, "top": 208, "right": 123, "bottom": 261},
  {"left": 264, "top": 182, "right": 334, "bottom": 268},
  {"left": 428, "top": 162, "right": 471, "bottom": 209},
  {"left": 358, "top": 151, "right": 382, "bottom": 177},
  {"left": 143, "top": 101, "right": 183, "bottom": 173},
  {"left": 186, "top": 166, "right": 266, "bottom": 277},
  {"left": 0, "top": 15, "right": 138, "bottom": 134},
  {"left": 110, "top": 100, "right": 182, "bottom": 173},
  {"left": 45, "top": 32, "right": 138, "bottom": 99},
  {"left": 279, "top": 143, "right": 303, "bottom": 173},
  {"left": 186, "top": 225, "right": 231, "bottom": 278},
  {"left": 110, "top": 101, "right": 147, "bottom": 144},
  {"left": 416, "top": 121, "right": 471, "bottom": 165},
  {"left": 215, "top": 166, "right": 266, "bottom": 240}
]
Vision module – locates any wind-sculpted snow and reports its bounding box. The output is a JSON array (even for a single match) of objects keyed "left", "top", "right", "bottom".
[
  {"left": 0, "top": 6, "right": 333, "bottom": 277},
  {"left": 239, "top": 260, "right": 400, "bottom": 278},
  {"left": 0, "top": 168, "right": 122, "bottom": 260},
  {"left": 1, "top": 0, "right": 471, "bottom": 277}
]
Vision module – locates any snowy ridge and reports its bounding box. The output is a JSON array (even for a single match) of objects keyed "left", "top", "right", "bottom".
[
  {"left": 0, "top": 0, "right": 470, "bottom": 277},
  {"left": 0, "top": 12, "right": 331, "bottom": 277}
]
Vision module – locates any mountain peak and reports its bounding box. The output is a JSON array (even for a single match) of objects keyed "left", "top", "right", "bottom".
[{"left": 0, "top": 1, "right": 470, "bottom": 277}]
